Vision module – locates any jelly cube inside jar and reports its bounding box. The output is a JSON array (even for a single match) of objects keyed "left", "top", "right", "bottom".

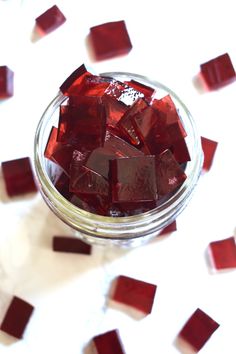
[{"left": 35, "top": 68, "right": 203, "bottom": 243}]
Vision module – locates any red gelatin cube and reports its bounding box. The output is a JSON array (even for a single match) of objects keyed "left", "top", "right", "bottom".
[
  {"left": 200, "top": 53, "right": 236, "bottom": 89},
  {"left": 159, "top": 220, "right": 177, "bottom": 235},
  {"left": 124, "top": 80, "right": 155, "bottom": 99},
  {"left": 0, "top": 296, "right": 34, "bottom": 339},
  {"left": 57, "top": 96, "right": 106, "bottom": 149},
  {"left": 1, "top": 157, "right": 37, "bottom": 197},
  {"left": 209, "top": 237, "right": 236, "bottom": 270},
  {"left": 0, "top": 66, "right": 14, "bottom": 98},
  {"left": 178, "top": 308, "right": 220, "bottom": 352},
  {"left": 89, "top": 20, "right": 132, "bottom": 61},
  {"left": 85, "top": 130, "right": 143, "bottom": 179},
  {"left": 117, "top": 98, "right": 148, "bottom": 146},
  {"left": 93, "top": 329, "right": 126, "bottom": 354},
  {"left": 60, "top": 64, "right": 91, "bottom": 96},
  {"left": 44, "top": 126, "right": 78, "bottom": 175},
  {"left": 110, "top": 156, "right": 157, "bottom": 203},
  {"left": 102, "top": 95, "right": 127, "bottom": 127},
  {"left": 70, "top": 163, "right": 109, "bottom": 198},
  {"left": 201, "top": 136, "right": 218, "bottom": 171},
  {"left": 69, "top": 75, "right": 112, "bottom": 98},
  {"left": 54, "top": 172, "right": 71, "bottom": 199},
  {"left": 111, "top": 275, "right": 157, "bottom": 315},
  {"left": 151, "top": 95, "right": 180, "bottom": 125},
  {"left": 35, "top": 5, "right": 66, "bottom": 35},
  {"left": 171, "top": 138, "right": 191, "bottom": 164},
  {"left": 156, "top": 149, "right": 187, "bottom": 197},
  {"left": 53, "top": 236, "right": 92, "bottom": 254}
]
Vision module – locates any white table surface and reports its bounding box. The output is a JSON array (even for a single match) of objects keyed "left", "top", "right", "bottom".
[{"left": 0, "top": 0, "right": 235, "bottom": 353}]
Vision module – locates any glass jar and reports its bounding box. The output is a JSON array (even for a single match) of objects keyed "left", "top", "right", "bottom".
[{"left": 34, "top": 72, "right": 203, "bottom": 246}]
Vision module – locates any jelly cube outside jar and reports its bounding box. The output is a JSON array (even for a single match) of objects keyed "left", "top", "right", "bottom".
[
  {"left": 34, "top": 71, "right": 203, "bottom": 246},
  {"left": 0, "top": 66, "right": 14, "bottom": 99}
]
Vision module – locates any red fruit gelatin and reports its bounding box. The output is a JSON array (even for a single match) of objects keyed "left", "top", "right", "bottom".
[
  {"left": 53, "top": 236, "right": 92, "bottom": 254},
  {"left": 93, "top": 329, "right": 126, "bottom": 354},
  {"left": 110, "top": 155, "right": 157, "bottom": 203},
  {"left": 201, "top": 136, "right": 218, "bottom": 171},
  {"left": 0, "top": 66, "right": 14, "bottom": 98},
  {"left": 35, "top": 5, "right": 66, "bottom": 35},
  {"left": 178, "top": 308, "right": 220, "bottom": 352},
  {"left": 200, "top": 53, "right": 236, "bottom": 90},
  {"left": 0, "top": 296, "right": 34, "bottom": 339},
  {"left": 159, "top": 220, "right": 177, "bottom": 235},
  {"left": 57, "top": 96, "right": 106, "bottom": 149},
  {"left": 125, "top": 79, "right": 155, "bottom": 99},
  {"left": 111, "top": 275, "right": 157, "bottom": 315},
  {"left": 60, "top": 64, "right": 91, "bottom": 96},
  {"left": 208, "top": 237, "right": 236, "bottom": 270},
  {"left": 89, "top": 20, "right": 132, "bottom": 61},
  {"left": 156, "top": 149, "right": 187, "bottom": 197},
  {"left": 1, "top": 157, "right": 37, "bottom": 197},
  {"left": 102, "top": 95, "right": 128, "bottom": 127}
]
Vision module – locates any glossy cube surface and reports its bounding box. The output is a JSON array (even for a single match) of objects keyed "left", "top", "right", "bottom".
[
  {"left": 209, "top": 237, "right": 236, "bottom": 270},
  {"left": 200, "top": 53, "right": 236, "bottom": 89},
  {"left": 53, "top": 236, "right": 92, "bottom": 254},
  {"left": 201, "top": 136, "right": 218, "bottom": 171},
  {"left": 0, "top": 66, "right": 14, "bottom": 98},
  {"left": 178, "top": 308, "right": 219, "bottom": 352},
  {"left": 0, "top": 296, "right": 34, "bottom": 339},
  {"left": 2, "top": 157, "right": 37, "bottom": 197},
  {"left": 90, "top": 21, "right": 132, "bottom": 61},
  {"left": 35, "top": 5, "right": 66, "bottom": 35},
  {"left": 93, "top": 329, "right": 126, "bottom": 354}
]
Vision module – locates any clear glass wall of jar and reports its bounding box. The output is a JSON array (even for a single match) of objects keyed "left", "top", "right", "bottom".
[{"left": 34, "top": 72, "right": 203, "bottom": 247}]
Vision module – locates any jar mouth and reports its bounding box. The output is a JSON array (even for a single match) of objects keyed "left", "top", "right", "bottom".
[{"left": 34, "top": 72, "right": 203, "bottom": 241}]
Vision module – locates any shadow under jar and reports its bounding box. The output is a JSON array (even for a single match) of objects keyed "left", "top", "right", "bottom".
[{"left": 34, "top": 72, "right": 203, "bottom": 247}]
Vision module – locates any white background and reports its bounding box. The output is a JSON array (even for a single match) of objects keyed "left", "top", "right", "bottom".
[{"left": 0, "top": 0, "right": 235, "bottom": 353}]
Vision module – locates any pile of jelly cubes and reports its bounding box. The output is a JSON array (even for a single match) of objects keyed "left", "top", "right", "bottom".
[{"left": 44, "top": 64, "right": 189, "bottom": 216}]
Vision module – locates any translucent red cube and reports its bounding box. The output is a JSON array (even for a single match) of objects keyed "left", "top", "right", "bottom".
[
  {"left": 111, "top": 275, "right": 157, "bottom": 315},
  {"left": 201, "top": 136, "right": 218, "bottom": 171},
  {"left": 60, "top": 64, "right": 91, "bottom": 96},
  {"left": 110, "top": 156, "right": 157, "bottom": 203},
  {"left": 0, "top": 296, "right": 34, "bottom": 339},
  {"left": 208, "top": 237, "right": 236, "bottom": 270},
  {"left": 200, "top": 53, "right": 236, "bottom": 90},
  {"left": 53, "top": 236, "right": 92, "bottom": 255},
  {"left": 89, "top": 21, "right": 132, "bottom": 61},
  {"left": 178, "top": 308, "right": 219, "bottom": 352},
  {"left": 1, "top": 157, "right": 37, "bottom": 197},
  {"left": 35, "top": 5, "right": 66, "bottom": 35},
  {"left": 93, "top": 329, "right": 126, "bottom": 354},
  {"left": 0, "top": 66, "right": 14, "bottom": 98},
  {"left": 159, "top": 220, "right": 177, "bottom": 236}
]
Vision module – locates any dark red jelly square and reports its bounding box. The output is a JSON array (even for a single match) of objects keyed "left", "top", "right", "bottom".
[
  {"left": 0, "top": 296, "right": 34, "bottom": 339},
  {"left": 53, "top": 236, "right": 92, "bottom": 254},
  {"left": 54, "top": 172, "right": 72, "bottom": 199},
  {"left": 151, "top": 95, "right": 180, "bottom": 125},
  {"left": 159, "top": 220, "right": 177, "bottom": 236},
  {"left": 60, "top": 64, "right": 91, "bottom": 96},
  {"left": 1, "top": 157, "right": 37, "bottom": 197},
  {"left": 89, "top": 20, "right": 132, "bottom": 61},
  {"left": 155, "top": 149, "right": 187, "bottom": 197},
  {"left": 102, "top": 95, "right": 127, "bottom": 127},
  {"left": 110, "top": 156, "right": 157, "bottom": 203},
  {"left": 57, "top": 96, "right": 106, "bottom": 149},
  {"left": 201, "top": 136, "right": 218, "bottom": 171},
  {"left": 171, "top": 138, "right": 191, "bottom": 164},
  {"left": 68, "top": 74, "right": 112, "bottom": 98},
  {"left": 85, "top": 130, "right": 143, "bottom": 179},
  {"left": 124, "top": 80, "right": 155, "bottom": 100},
  {"left": 209, "top": 237, "right": 236, "bottom": 270},
  {"left": 200, "top": 53, "right": 236, "bottom": 89},
  {"left": 70, "top": 162, "right": 109, "bottom": 198},
  {"left": 111, "top": 275, "right": 157, "bottom": 315},
  {"left": 93, "top": 329, "right": 126, "bottom": 354},
  {"left": 44, "top": 126, "right": 79, "bottom": 175},
  {"left": 117, "top": 98, "right": 148, "bottom": 146},
  {"left": 35, "top": 5, "right": 66, "bottom": 35},
  {"left": 0, "top": 66, "right": 14, "bottom": 98},
  {"left": 178, "top": 308, "right": 220, "bottom": 352}
]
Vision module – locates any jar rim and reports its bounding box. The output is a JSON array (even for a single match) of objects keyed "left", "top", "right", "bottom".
[{"left": 34, "top": 72, "right": 203, "bottom": 241}]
